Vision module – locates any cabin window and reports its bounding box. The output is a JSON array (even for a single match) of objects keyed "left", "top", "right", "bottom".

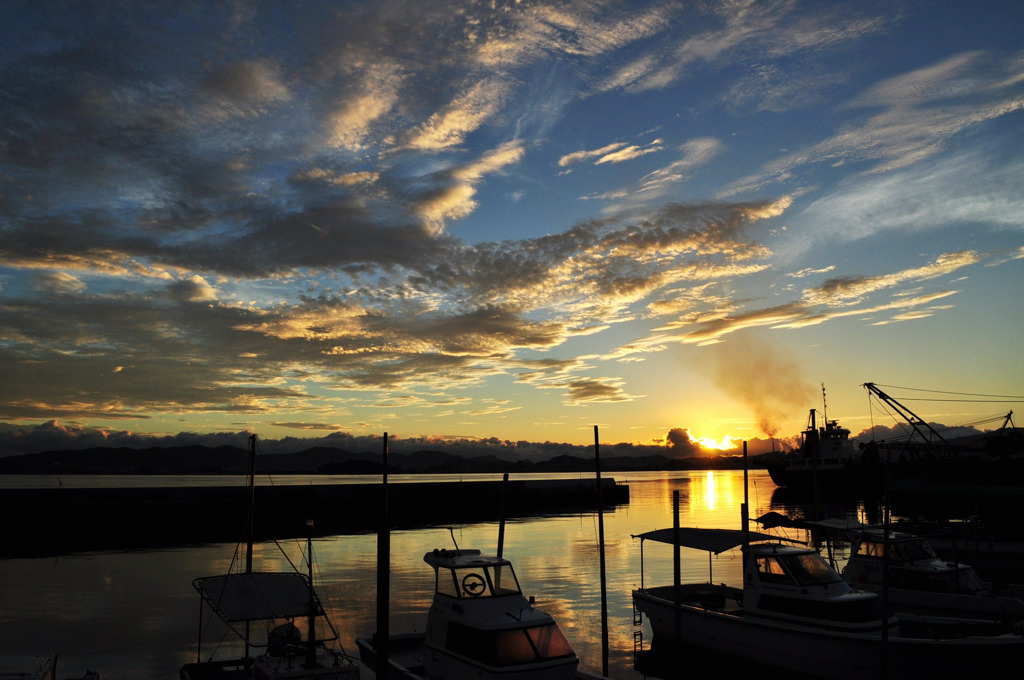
[
  {"left": 756, "top": 556, "right": 793, "bottom": 584},
  {"left": 779, "top": 553, "right": 842, "bottom": 586},
  {"left": 436, "top": 569, "right": 461, "bottom": 597},
  {"left": 894, "top": 540, "right": 937, "bottom": 562},
  {"left": 445, "top": 621, "right": 575, "bottom": 666},
  {"left": 857, "top": 539, "right": 937, "bottom": 562},
  {"left": 436, "top": 564, "right": 522, "bottom": 599},
  {"left": 857, "top": 541, "right": 893, "bottom": 559}
]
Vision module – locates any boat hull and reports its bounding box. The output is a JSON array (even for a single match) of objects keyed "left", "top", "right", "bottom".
[
  {"left": 356, "top": 634, "right": 581, "bottom": 680},
  {"left": 634, "top": 587, "right": 1024, "bottom": 680}
]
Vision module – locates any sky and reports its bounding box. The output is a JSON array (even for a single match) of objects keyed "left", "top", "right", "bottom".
[{"left": 2, "top": 0, "right": 1023, "bottom": 456}]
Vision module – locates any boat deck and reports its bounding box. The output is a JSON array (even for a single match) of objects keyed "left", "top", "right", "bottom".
[{"left": 642, "top": 583, "right": 744, "bottom": 614}]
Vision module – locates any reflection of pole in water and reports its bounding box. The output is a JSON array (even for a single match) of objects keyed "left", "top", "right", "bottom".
[
  {"left": 594, "top": 425, "right": 608, "bottom": 677},
  {"left": 496, "top": 472, "right": 508, "bottom": 558}
]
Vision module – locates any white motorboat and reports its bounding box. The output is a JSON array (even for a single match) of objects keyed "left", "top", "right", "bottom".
[
  {"left": 633, "top": 520, "right": 1024, "bottom": 678},
  {"left": 841, "top": 526, "right": 1024, "bottom": 635},
  {"left": 760, "top": 513, "right": 1024, "bottom": 636},
  {"left": 356, "top": 548, "right": 579, "bottom": 680}
]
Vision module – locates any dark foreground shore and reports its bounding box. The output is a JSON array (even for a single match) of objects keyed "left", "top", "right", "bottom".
[{"left": 3, "top": 477, "right": 628, "bottom": 558}]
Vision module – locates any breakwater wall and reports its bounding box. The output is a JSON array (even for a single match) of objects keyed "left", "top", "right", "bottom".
[{"left": 3, "top": 478, "right": 628, "bottom": 558}]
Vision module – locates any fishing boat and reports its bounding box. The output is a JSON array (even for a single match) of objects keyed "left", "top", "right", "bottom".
[
  {"left": 355, "top": 548, "right": 579, "bottom": 680},
  {"left": 179, "top": 436, "right": 360, "bottom": 680},
  {"left": 765, "top": 407, "right": 868, "bottom": 493},
  {"left": 633, "top": 525, "right": 1024, "bottom": 678},
  {"left": 840, "top": 525, "right": 1024, "bottom": 635},
  {"left": 633, "top": 461, "right": 1024, "bottom": 680},
  {"left": 757, "top": 510, "right": 1024, "bottom": 636}
]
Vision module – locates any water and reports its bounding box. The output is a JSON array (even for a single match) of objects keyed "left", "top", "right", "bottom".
[{"left": 0, "top": 470, "right": 815, "bottom": 679}]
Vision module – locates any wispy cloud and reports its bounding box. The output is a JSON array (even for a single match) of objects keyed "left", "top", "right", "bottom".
[{"left": 727, "top": 51, "right": 1024, "bottom": 195}]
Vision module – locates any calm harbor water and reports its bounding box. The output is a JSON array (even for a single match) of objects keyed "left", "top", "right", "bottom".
[{"left": 0, "top": 470, "right": 850, "bottom": 679}]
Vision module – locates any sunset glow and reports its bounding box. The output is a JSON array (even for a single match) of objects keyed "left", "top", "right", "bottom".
[
  {"left": 690, "top": 434, "right": 739, "bottom": 452},
  {"left": 1, "top": 1, "right": 1022, "bottom": 455}
]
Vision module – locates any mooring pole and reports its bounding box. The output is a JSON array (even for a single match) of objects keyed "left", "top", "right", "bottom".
[
  {"left": 673, "top": 489, "right": 682, "bottom": 678},
  {"left": 375, "top": 432, "right": 390, "bottom": 679},
  {"left": 594, "top": 425, "right": 609, "bottom": 677}
]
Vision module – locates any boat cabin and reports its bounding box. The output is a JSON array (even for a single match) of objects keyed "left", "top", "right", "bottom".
[
  {"left": 846, "top": 530, "right": 986, "bottom": 595},
  {"left": 427, "top": 548, "right": 523, "bottom": 599},
  {"left": 743, "top": 542, "right": 888, "bottom": 630},
  {"left": 422, "top": 549, "right": 577, "bottom": 678}
]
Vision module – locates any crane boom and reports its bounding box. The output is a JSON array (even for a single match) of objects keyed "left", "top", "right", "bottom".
[{"left": 863, "top": 382, "right": 953, "bottom": 450}]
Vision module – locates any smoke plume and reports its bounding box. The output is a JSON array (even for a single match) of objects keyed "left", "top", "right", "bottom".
[{"left": 705, "top": 333, "right": 816, "bottom": 437}]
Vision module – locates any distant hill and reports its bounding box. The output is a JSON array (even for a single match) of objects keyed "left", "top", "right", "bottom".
[{"left": 0, "top": 444, "right": 762, "bottom": 475}]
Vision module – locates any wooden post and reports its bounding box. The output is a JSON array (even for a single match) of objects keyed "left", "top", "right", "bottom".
[
  {"left": 672, "top": 490, "right": 682, "bottom": 679},
  {"left": 375, "top": 433, "right": 390, "bottom": 679}
]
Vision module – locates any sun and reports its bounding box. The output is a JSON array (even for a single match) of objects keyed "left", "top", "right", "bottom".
[{"left": 688, "top": 433, "right": 738, "bottom": 452}]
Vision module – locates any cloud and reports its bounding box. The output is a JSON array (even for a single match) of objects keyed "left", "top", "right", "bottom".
[
  {"left": 402, "top": 78, "right": 513, "bottom": 151},
  {"left": 595, "top": 140, "right": 664, "bottom": 165},
  {"left": 30, "top": 272, "right": 86, "bottom": 295},
  {"left": 634, "top": 138, "right": 724, "bottom": 195},
  {"left": 607, "top": 2, "right": 889, "bottom": 94},
  {"left": 326, "top": 62, "right": 404, "bottom": 151},
  {"left": 406, "top": 140, "right": 527, "bottom": 230},
  {"left": 202, "top": 60, "right": 292, "bottom": 109},
  {"left": 781, "top": 150, "right": 1024, "bottom": 259},
  {"left": 728, "top": 50, "right": 1024, "bottom": 195},
  {"left": 801, "top": 251, "right": 980, "bottom": 305},
  {"left": 565, "top": 378, "right": 635, "bottom": 404},
  {"left": 1, "top": 195, "right": 786, "bottom": 419},
  {"left": 622, "top": 247, "right": 988, "bottom": 352},
  {"left": 558, "top": 143, "right": 627, "bottom": 167}
]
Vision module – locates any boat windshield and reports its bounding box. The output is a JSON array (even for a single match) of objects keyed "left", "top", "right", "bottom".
[
  {"left": 779, "top": 552, "right": 842, "bottom": 585},
  {"left": 436, "top": 563, "right": 521, "bottom": 599},
  {"left": 445, "top": 621, "right": 575, "bottom": 667},
  {"left": 856, "top": 538, "right": 938, "bottom": 563},
  {"left": 756, "top": 553, "right": 841, "bottom": 585}
]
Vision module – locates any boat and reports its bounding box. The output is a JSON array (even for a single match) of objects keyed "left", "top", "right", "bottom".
[
  {"left": 0, "top": 654, "right": 101, "bottom": 680},
  {"left": 355, "top": 548, "right": 579, "bottom": 680},
  {"left": 765, "top": 407, "right": 871, "bottom": 494},
  {"left": 840, "top": 524, "right": 1024, "bottom": 635},
  {"left": 0, "top": 655, "right": 56, "bottom": 680},
  {"left": 757, "top": 512, "right": 1024, "bottom": 636},
  {"left": 632, "top": 496, "right": 1024, "bottom": 678},
  {"left": 179, "top": 436, "right": 360, "bottom": 680}
]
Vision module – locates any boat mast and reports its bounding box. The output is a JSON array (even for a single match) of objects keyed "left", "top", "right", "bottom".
[
  {"left": 246, "top": 434, "right": 256, "bottom": 573},
  {"left": 821, "top": 383, "right": 828, "bottom": 424},
  {"left": 245, "top": 433, "right": 257, "bottom": 664}
]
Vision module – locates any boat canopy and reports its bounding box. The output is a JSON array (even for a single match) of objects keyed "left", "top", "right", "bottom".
[
  {"left": 193, "top": 572, "right": 321, "bottom": 623},
  {"left": 633, "top": 527, "right": 801, "bottom": 554}
]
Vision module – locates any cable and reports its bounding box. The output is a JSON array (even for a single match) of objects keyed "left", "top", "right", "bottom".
[{"left": 871, "top": 384, "right": 1024, "bottom": 400}]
